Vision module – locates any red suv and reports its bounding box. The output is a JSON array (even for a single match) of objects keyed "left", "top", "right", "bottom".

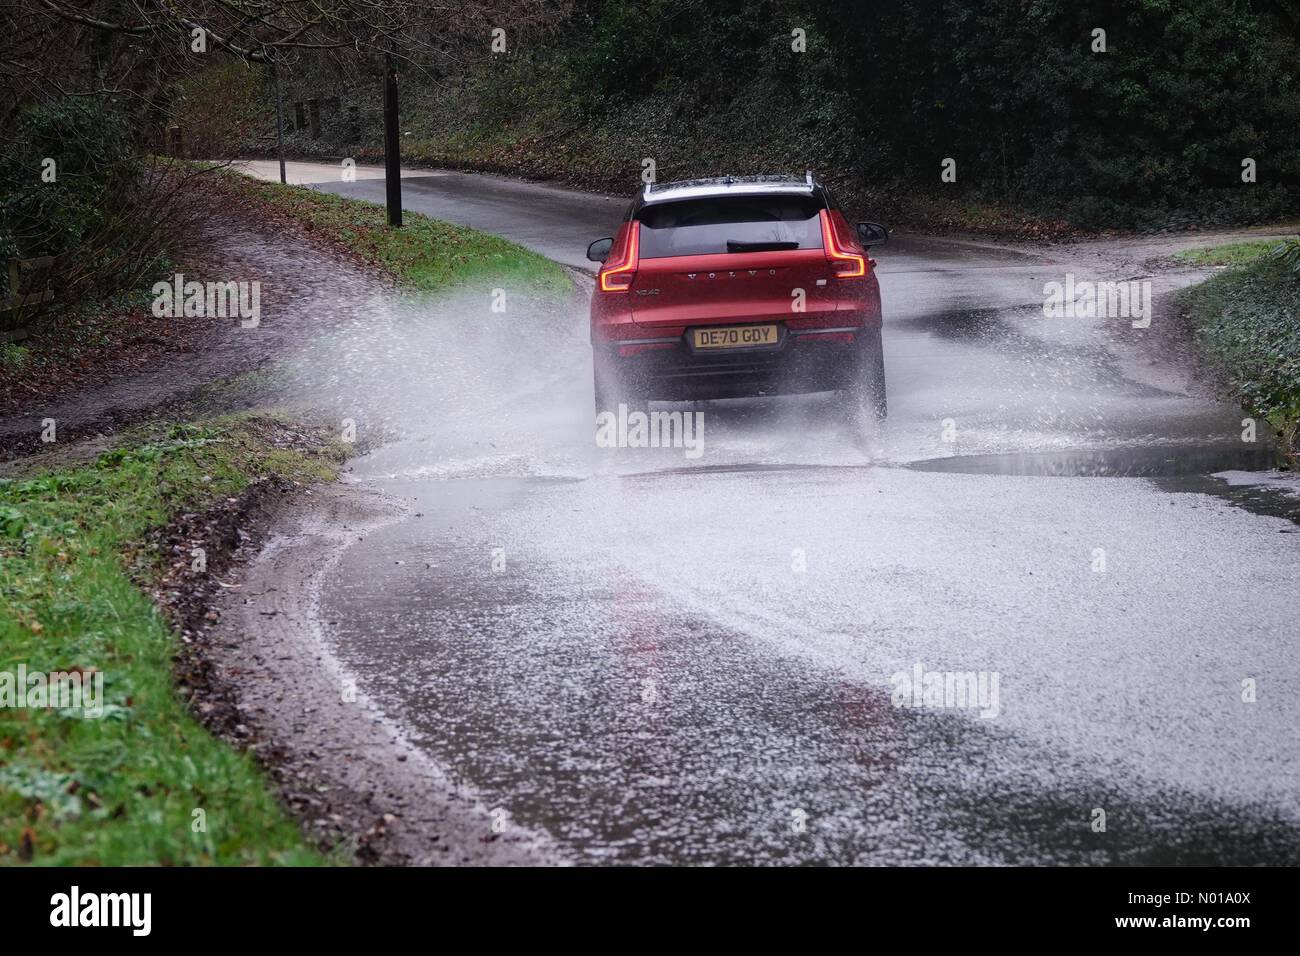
[{"left": 587, "top": 174, "right": 888, "bottom": 417}]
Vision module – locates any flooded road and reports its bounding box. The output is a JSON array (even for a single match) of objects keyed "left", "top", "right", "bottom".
[{"left": 253, "top": 163, "right": 1300, "bottom": 864}]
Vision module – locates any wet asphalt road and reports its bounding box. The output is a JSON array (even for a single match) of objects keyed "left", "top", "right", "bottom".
[{"left": 251, "top": 162, "right": 1300, "bottom": 864}]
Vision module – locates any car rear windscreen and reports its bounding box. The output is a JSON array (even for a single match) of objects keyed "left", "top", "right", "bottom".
[{"left": 637, "top": 195, "right": 823, "bottom": 258}]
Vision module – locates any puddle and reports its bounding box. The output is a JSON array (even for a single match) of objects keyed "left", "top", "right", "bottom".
[
  {"left": 629, "top": 462, "right": 874, "bottom": 479},
  {"left": 908, "top": 444, "right": 1284, "bottom": 478},
  {"left": 1156, "top": 472, "right": 1300, "bottom": 526},
  {"left": 908, "top": 443, "right": 1299, "bottom": 524}
]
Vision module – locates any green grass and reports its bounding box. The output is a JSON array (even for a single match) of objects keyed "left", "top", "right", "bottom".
[
  {"left": 0, "top": 413, "right": 348, "bottom": 865},
  {"left": 216, "top": 169, "right": 571, "bottom": 298},
  {"left": 0, "top": 344, "right": 28, "bottom": 372},
  {"left": 1173, "top": 239, "right": 1281, "bottom": 267},
  {"left": 1179, "top": 250, "right": 1300, "bottom": 455}
]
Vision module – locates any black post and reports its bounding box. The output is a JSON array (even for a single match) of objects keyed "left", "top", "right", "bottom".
[
  {"left": 383, "top": 53, "right": 402, "bottom": 227},
  {"left": 273, "top": 60, "right": 287, "bottom": 184}
]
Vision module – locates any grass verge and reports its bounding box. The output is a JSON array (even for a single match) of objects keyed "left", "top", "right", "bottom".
[
  {"left": 0, "top": 413, "right": 347, "bottom": 865},
  {"left": 1178, "top": 240, "right": 1300, "bottom": 456},
  {"left": 213, "top": 167, "right": 572, "bottom": 298},
  {"left": 1173, "top": 239, "right": 1281, "bottom": 268}
]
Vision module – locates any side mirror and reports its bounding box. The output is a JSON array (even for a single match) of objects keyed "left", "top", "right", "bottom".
[
  {"left": 856, "top": 222, "right": 889, "bottom": 247},
  {"left": 587, "top": 237, "right": 614, "bottom": 263}
]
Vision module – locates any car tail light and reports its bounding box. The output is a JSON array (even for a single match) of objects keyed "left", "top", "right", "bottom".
[
  {"left": 820, "top": 210, "right": 866, "bottom": 278},
  {"left": 599, "top": 222, "right": 639, "bottom": 292}
]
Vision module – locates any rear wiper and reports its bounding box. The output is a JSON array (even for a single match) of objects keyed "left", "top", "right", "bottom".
[{"left": 726, "top": 240, "right": 800, "bottom": 253}]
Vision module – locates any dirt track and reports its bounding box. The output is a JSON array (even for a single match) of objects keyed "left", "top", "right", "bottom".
[{"left": 0, "top": 187, "right": 392, "bottom": 462}]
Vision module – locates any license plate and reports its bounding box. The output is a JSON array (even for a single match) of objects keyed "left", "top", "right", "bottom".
[{"left": 692, "top": 325, "right": 779, "bottom": 349}]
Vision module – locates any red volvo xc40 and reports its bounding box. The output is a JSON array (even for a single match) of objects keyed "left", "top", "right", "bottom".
[{"left": 587, "top": 173, "right": 888, "bottom": 418}]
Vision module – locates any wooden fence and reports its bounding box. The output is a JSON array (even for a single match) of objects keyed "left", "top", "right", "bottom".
[{"left": 0, "top": 257, "right": 56, "bottom": 344}]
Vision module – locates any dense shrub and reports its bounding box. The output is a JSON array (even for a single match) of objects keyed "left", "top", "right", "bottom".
[
  {"left": 179, "top": 0, "right": 1300, "bottom": 231},
  {"left": 1183, "top": 248, "right": 1300, "bottom": 450},
  {"left": 818, "top": 0, "right": 1300, "bottom": 228},
  {"left": 0, "top": 100, "right": 172, "bottom": 300},
  {"left": 174, "top": 62, "right": 279, "bottom": 159}
]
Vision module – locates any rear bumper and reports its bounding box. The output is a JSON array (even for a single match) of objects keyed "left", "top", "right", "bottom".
[{"left": 596, "top": 326, "right": 867, "bottom": 400}]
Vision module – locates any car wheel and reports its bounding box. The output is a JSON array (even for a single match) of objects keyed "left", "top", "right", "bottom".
[
  {"left": 593, "top": 353, "right": 623, "bottom": 415},
  {"left": 847, "top": 328, "right": 887, "bottom": 420}
]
